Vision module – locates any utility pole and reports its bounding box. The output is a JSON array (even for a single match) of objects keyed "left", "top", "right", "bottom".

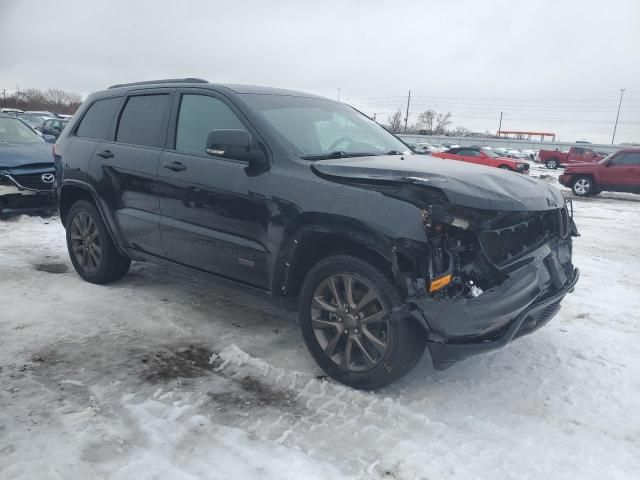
[
  {"left": 337, "top": 88, "right": 341, "bottom": 102},
  {"left": 612, "top": 88, "right": 625, "bottom": 145},
  {"left": 497, "top": 111, "right": 503, "bottom": 136},
  {"left": 404, "top": 90, "right": 411, "bottom": 133},
  {"left": 1, "top": 89, "right": 5, "bottom": 107}
]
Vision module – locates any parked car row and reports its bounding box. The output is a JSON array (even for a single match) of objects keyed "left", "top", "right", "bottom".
[{"left": 0, "top": 108, "right": 72, "bottom": 140}]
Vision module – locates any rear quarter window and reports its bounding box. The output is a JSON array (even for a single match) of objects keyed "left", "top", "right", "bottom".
[{"left": 76, "top": 97, "right": 121, "bottom": 140}]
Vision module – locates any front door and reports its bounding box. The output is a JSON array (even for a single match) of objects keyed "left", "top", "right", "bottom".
[
  {"left": 599, "top": 152, "right": 640, "bottom": 192},
  {"left": 158, "top": 90, "right": 270, "bottom": 288}
]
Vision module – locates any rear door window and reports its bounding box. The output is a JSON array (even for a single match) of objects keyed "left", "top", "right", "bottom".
[
  {"left": 76, "top": 97, "right": 121, "bottom": 140},
  {"left": 116, "top": 94, "right": 170, "bottom": 148}
]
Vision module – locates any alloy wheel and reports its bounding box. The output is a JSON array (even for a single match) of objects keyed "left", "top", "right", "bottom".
[
  {"left": 311, "top": 274, "right": 389, "bottom": 372},
  {"left": 574, "top": 178, "right": 591, "bottom": 195},
  {"left": 69, "top": 211, "right": 102, "bottom": 273}
]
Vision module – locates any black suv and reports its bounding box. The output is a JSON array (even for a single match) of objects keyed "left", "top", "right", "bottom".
[{"left": 55, "top": 79, "right": 579, "bottom": 389}]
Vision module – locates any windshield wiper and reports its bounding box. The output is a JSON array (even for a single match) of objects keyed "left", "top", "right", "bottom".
[{"left": 301, "top": 151, "right": 382, "bottom": 160}]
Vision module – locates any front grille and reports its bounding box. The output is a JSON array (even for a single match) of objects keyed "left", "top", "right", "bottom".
[
  {"left": 12, "top": 173, "right": 54, "bottom": 191},
  {"left": 479, "top": 210, "right": 560, "bottom": 265}
]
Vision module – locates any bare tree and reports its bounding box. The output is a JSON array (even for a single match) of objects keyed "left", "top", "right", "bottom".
[
  {"left": 387, "top": 110, "right": 404, "bottom": 133},
  {"left": 1, "top": 87, "right": 83, "bottom": 114},
  {"left": 451, "top": 126, "right": 471, "bottom": 137},
  {"left": 416, "top": 110, "right": 436, "bottom": 133},
  {"left": 434, "top": 112, "right": 452, "bottom": 134}
]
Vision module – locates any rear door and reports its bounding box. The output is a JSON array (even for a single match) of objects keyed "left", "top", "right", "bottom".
[
  {"left": 599, "top": 152, "right": 640, "bottom": 192},
  {"left": 158, "top": 89, "right": 270, "bottom": 288},
  {"left": 87, "top": 90, "right": 172, "bottom": 256}
]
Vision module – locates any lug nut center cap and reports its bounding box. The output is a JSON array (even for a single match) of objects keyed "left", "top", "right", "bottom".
[{"left": 343, "top": 315, "right": 357, "bottom": 329}]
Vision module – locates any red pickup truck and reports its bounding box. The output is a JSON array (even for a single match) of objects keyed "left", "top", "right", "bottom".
[
  {"left": 538, "top": 146, "right": 603, "bottom": 169},
  {"left": 558, "top": 149, "right": 640, "bottom": 196}
]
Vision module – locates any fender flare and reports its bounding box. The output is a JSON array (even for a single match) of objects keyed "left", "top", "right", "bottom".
[
  {"left": 59, "top": 180, "right": 128, "bottom": 256},
  {"left": 273, "top": 212, "right": 426, "bottom": 297}
]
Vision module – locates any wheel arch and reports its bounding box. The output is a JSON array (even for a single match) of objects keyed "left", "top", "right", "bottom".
[
  {"left": 274, "top": 214, "right": 424, "bottom": 304},
  {"left": 59, "top": 181, "right": 127, "bottom": 255}
]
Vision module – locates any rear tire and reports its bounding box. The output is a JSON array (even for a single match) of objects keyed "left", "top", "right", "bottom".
[
  {"left": 298, "top": 254, "right": 426, "bottom": 390},
  {"left": 546, "top": 157, "right": 559, "bottom": 169},
  {"left": 66, "top": 200, "right": 131, "bottom": 283},
  {"left": 571, "top": 176, "right": 594, "bottom": 197}
]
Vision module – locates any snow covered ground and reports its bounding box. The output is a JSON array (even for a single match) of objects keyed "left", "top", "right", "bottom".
[{"left": 1, "top": 187, "right": 639, "bottom": 479}]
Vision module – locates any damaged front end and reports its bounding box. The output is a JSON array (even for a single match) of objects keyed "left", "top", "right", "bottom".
[
  {"left": 403, "top": 196, "right": 579, "bottom": 369},
  {"left": 311, "top": 155, "right": 580, "bottom": 369}
]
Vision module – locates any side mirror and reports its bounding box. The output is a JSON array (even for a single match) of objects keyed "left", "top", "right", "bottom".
[
  {"left": 206, "top": 129, "right": 251, "bottom": 158},
  {"left": 206, "top": 129, "right": 268, "bottom": 170},
  {"left": 43, "top": 134, "right": 56, "bottom": 143}
]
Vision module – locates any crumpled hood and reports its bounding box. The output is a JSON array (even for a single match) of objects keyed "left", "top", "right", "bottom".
[
  {"left": 312, "top": 155, "right": 566, "bottom": 211},
  {"left": 0, "top": 142, "right": 53, "bottom": 169}
]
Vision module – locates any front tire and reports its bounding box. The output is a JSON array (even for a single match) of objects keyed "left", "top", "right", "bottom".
[
  {"left": 498, "top": 165, "right": 512, "bottom": 171},
  {"left": 298, "top": 255, "right": 426, "bottom": 390},
  {"left": 571, "top": 176, "right": 594, "bottom": 197},
  {"left": 66, "top": 200, "right": 131, "bottom": 283},
  {"left": 546, "top": 157, "right": 559, "bottom": 169}
]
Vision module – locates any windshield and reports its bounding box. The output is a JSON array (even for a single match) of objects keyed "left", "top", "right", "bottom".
[
  {"left": 241, "top": 94, "right": 410, "bottom": 159},
  {"left": 0, "top": 117, "right": 43, "bottom": 144},
  {"left": 599, "top": 152, "right": 616, "bottom": 163}
]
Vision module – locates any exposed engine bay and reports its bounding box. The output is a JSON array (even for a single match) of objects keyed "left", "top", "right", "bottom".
[{"left": 420, "top": 201, "right": 577, "bottom": 301}]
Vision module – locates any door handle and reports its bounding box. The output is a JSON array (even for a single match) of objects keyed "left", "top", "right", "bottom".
[
  {"left": 162, "top": 161, "right": 187, "bottom": 172},
  {"left": 96, "top": 149, "right": 114, "bottom": 159}
]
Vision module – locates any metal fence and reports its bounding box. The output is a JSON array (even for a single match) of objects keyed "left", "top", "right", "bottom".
[{"left": 398, "top": 134, "right": 629, "bottom": 155}]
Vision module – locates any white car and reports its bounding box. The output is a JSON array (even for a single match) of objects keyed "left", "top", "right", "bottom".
[
  {"left": 493, "top": 147, "right": 508, "bottom": 156},
  {"left": 506, "top": 149, "right": 529, "bottom": 160}
]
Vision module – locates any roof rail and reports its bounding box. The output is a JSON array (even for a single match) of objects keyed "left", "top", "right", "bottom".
[{"left": 108, "top": 78, "right": 208, "bottom": 89}]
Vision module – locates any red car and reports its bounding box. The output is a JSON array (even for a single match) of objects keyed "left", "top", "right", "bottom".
[
  {"left": 538, "top": 146, "right": 603, "bottom": 169},
  {"left": 432, "top": 147, "right": 529, "bottom": 174},
  {"left": 559, "top": 149, "right": 640, "bottom": 196}
]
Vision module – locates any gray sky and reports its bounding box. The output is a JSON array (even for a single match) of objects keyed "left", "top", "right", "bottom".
[{"left": 2, "top": 0, "right": 639, "bottom": 143}]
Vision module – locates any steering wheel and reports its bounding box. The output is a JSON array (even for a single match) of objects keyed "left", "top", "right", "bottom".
[{"left": 327, "top": 136, "right": 354, "bottom": 152}]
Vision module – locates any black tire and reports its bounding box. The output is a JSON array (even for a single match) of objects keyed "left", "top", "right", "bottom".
[
  {"left": 65, "top": 200, "right": 131, "bottom": 283},
  {"left": 571, "top": 176, "right": 594, "bottom": 197},
  {"left": 545, "top": 157, "right": 559, "bottom": 169},
  {"left": 498, "top": 165, "right": 512, "bottom": 171},
  {"left": 298, "top": 255, "right": 426, "bottom": 390}
]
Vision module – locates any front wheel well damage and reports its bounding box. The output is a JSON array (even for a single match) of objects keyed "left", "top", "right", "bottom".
[{"left": 282, "top": 232, "right": 419, "bottom": 302}]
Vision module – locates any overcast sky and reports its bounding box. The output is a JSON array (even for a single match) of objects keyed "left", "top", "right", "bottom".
[{"left": 2, "top": 0, "right": 639, "bottom": 143}]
